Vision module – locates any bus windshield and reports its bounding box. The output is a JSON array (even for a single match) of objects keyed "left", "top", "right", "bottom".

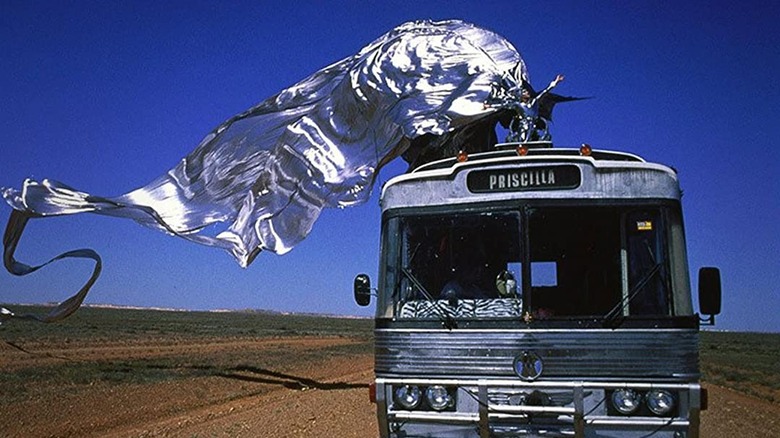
[{"left": 380, "top": 205, "right": 680, "bottom": 321}]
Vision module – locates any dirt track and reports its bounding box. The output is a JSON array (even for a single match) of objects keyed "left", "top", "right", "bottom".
[{"left": 2, "top": 336, "right": 779, "bottom": 437}]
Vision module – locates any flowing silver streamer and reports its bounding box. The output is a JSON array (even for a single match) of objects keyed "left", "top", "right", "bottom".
[
  {"left": 4, "top": 19, "right": 526, "bottom": 265},
  {"left": 2, "top": 20, "right": 527, "bottom": 321}
]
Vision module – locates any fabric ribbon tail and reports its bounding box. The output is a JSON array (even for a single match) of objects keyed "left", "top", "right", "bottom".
[{"left": 1, "top": 209, "right": 102, "bottom": 324}]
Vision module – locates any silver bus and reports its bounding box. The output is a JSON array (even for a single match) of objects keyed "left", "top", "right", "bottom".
[{"left": 355, "top": 142, "right": 721, "bottom": 438}]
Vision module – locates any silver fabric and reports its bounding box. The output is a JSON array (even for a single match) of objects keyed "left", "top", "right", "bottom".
[{"left": 2, "top": 19, "right": 525, "bottom": 267}]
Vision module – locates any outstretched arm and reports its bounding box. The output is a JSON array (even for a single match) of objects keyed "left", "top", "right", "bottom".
[
  {"left": 530, "top": 74, "right": 564, "bottom": 106},
  {"left": 550, "top": 74, "right": 564, "bottom": 88}
]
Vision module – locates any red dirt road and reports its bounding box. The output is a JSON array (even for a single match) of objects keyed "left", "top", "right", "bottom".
[{"left": 2, "top": 336, "right": 778, "bottom": 437}]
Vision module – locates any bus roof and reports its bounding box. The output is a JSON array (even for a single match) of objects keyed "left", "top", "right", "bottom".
[
  {"left": 381, "top": 146, "right": 681, "bottom": 211},
  {"left": 411, "top": 145, "right": 645, "bottom": 173}
]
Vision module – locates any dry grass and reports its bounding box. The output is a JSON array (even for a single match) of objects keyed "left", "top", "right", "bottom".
[
  {"left": 700, "top": 330, "right": 780, "bottom": 403},
  {"left": 0, "top": 305, "right": 373, "bottom": 404}
]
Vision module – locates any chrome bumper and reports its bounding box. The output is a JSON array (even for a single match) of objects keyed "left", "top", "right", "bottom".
[{"left": 376, "top": 378, "right": 701, "bottom": 438}]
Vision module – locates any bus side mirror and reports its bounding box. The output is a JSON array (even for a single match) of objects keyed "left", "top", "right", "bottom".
[
  {"left": 698, "top": 267, "right": 721, "bottom": 324},
  {"left": 354, "top": 274, "right": 372, "bottom": 307}
]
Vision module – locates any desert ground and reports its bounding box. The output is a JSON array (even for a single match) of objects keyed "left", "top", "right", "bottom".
[{"left": 0, "top": 307, "right": 777, "bottom": 437}]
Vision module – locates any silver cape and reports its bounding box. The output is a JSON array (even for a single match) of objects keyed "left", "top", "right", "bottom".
[{"left": 3, "top": 19, "right": 526, "bottom": 268}]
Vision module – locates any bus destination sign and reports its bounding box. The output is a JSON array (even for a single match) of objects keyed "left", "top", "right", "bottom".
[{"left": 467, "top": 165, "right": 581, "bottom": 193}]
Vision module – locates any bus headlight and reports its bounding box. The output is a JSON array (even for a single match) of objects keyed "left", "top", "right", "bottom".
[
  {"left": 611, "top": 389, "right": 642, "bottom": 415},
  {"left": 425, "top": 385, "right": 454, "bottom": 411},
  {"left": 646, "top": 390, "right": 675, "bottom": 416},
  {"left": 394, "top": 385, "right": 422, "bottom": 410}
]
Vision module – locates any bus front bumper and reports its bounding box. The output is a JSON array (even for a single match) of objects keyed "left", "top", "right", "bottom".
[{"left": 375, "top": 378, "right": 702, "bottom": 438}]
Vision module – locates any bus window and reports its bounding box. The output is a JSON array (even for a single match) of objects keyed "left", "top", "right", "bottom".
[
  {"left": 532, "top": 262, "right": 557, "bottom": 286},
  {"left": 391, "top": 211, "right": 523, "bottom": 319},
  {"left": 625, "top": 210, "right": 671, "bottom": 315},
  {"left": 528, "top": 207, "right": 622, "bottom": 317}
]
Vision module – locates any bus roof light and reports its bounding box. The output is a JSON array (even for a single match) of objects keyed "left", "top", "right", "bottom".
[
  {"left": 579, "top": 143, "right": 592, "bottom": 156},
  {"left": 456, "top": 150, "right": 468, "bottom": 162},
  {"left": 516, "top": 145, "right": 529, "bottom": 156}
]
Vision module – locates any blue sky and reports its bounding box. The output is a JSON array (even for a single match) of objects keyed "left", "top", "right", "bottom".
[{"left": 1, "top": 1, "right": 778, "bottom": 332}]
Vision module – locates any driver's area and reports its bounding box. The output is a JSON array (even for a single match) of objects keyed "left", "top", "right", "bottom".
[{"left": 394, "top": 211, "right": 523, "bottom": 320}]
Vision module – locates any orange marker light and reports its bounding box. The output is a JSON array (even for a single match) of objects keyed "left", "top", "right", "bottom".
[
  {"left": 516, "top": 145, "right": 529, "bottom": 156},
  {"left": 456, "top": 150, "right": 468, "bottom": 162},
  {"left": 579, "top": 143, "right": 593, "bottom": 156}
]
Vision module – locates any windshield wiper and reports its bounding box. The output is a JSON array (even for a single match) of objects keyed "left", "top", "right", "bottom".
[
  {"left": 401, "top": 266, "right": 458, "bottom": 330},
  {"left": 602, "top": 263, "right": 662, "bottom": 328}
]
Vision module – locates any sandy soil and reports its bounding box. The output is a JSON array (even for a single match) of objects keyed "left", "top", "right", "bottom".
[
  {"left": 701, "top": 384, "right": 779, "bottom": 438},
  {"left": 2, "top": 337, "right": 778, "bottom": 438}
]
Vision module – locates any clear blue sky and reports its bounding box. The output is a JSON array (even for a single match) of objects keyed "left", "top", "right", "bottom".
[{"left": 1, "top": 1, "right": 778, "bottom": 332}]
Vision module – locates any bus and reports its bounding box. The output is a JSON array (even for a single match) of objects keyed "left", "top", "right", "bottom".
[{"left": 354, "top": 141, "right": 721, "bottom": 438}]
